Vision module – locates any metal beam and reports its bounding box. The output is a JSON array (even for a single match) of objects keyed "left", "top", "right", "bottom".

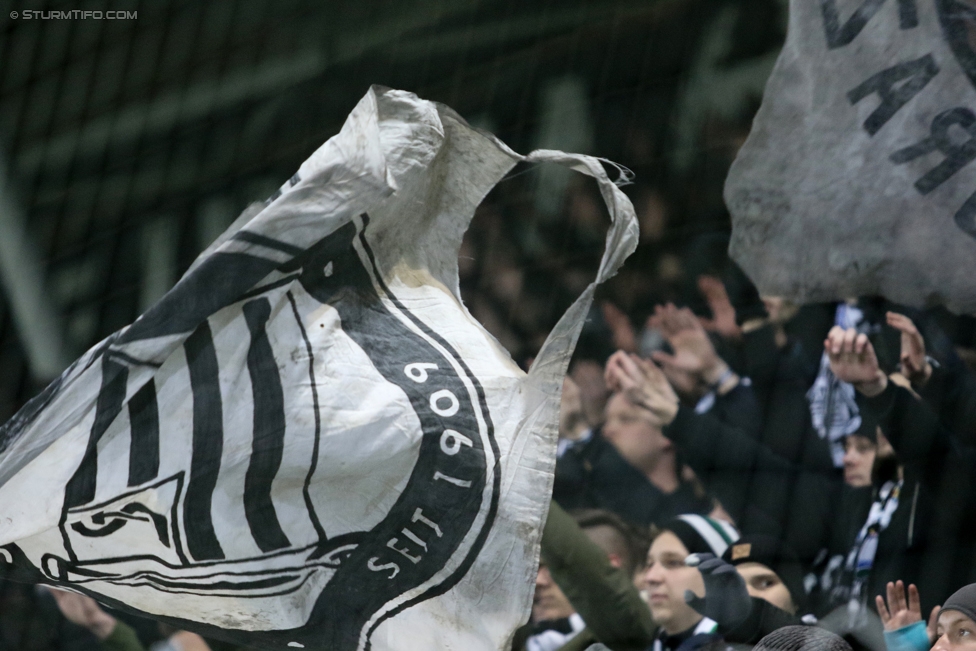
[
  {"left": 16, "top": 51, "right": 327, "bottom": 177},
  {"left": 0, "top": 153, "right": 70, "bottom": 379},
  {"left": 671, "top": 4, "right": 780, "bottom": 171},
  {"left": 139, "top": 217, "right": 178, "bottom": 314},
  {"left": 13, "top": 0, "right": 491, "bottom": 177},
  {"left": 388, "top": 1, "right": 668, "bottom": 58}
]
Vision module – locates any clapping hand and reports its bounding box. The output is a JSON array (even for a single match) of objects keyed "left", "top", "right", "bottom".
[
  {"left": 648, "top": 304, "right": 730, "bottom": 397},
  {"left": 605, "top": 350, "right": 679, "bottom": 427}
]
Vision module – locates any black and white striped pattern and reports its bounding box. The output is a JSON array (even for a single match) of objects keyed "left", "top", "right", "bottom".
[{"left": 0, "top": 87, "right": 639, "bottom": 651}]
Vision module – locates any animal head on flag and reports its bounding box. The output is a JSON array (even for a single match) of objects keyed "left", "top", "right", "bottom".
[
  {"left": 725, "top": 0, "right": 976, "bottom": 313},
  {"left": 0, "top": 88, "right": 638, "bottom": 651}
]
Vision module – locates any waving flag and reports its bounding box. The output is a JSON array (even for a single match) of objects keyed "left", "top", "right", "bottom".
[
  {"left": 725, "top": 0, "right": 976, "bottom": 313},
  {"left": 0, "top": 87, "right": 638, "bottom": 651}
]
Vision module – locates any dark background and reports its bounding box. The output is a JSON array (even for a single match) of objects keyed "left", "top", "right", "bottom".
[
  {"left": 11, "top": 3, "right": 976, "bottom": 648},
  {"left": 0, "top": 0, "right": 794, "bottom": 419}
]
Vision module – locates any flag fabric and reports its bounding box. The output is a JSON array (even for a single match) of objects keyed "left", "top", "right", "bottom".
[
  {"left": 0, "top": 87, "right": 638, "bottom": 651},
  {"left": 725, "top": 0, "right": 976, "bottom": 313}
]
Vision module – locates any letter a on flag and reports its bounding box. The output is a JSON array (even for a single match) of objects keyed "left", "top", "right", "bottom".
[
  {"left": 726, "top": 0, "right": 976, "bottom": 312},
  {"left": 0, "top": 88, "right": 637, "bottom": 650}
]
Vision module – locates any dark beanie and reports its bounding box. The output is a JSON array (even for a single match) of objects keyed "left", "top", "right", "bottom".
[
  {"left": 663, "top": 514, "right": 740, "bottom": 558},
  {"left": 753, "top": 625, "right": 851, "bottom": 651},
  {"left": 723, "top": 534, "right": 807, "bottom": 612},
  {"left": 941, "top": 583, "right": 976, "bottom": 625},
  {"left": 847, "top": 407, "right": 879, "bottom": 443}
]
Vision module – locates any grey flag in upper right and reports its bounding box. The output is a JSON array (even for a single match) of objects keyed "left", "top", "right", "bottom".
[{"left": 725, "top": 0, "right": 976, "bottom": 314}]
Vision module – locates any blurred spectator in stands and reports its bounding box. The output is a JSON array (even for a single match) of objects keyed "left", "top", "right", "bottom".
[
  {"left": 525, "top": 504, "right": 654, "bottom": 651},
  {"left": 640, "top": 515, "right": 739, "bottom": 651},
  {"left": 47, "top": 589, "right": 211, "bottom": 651},
  {"left": 553, "top": 368, "right": 714, "bottom": 527}
]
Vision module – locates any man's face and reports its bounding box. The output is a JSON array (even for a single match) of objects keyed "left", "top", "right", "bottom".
[
  {"left": 559, "top": 377, "right": 585, "bottom": 440},
  {"left": 532, "top": 564, "right": 575, "bottom": 622},
  {"left": 842, "top": 434, "right": 876, "bottom": 487},
  {"left": 570, "top": 360, "right": 610, "bottom": 428},
  {"left": 641, "top": 531, "right": 705, "bottom": 634},
  {"left": 735, "top": 562, "right": 796, "bottom": 614},
  {"left": 934, "top": 610, "right": 976, "bottom": 651},
  {"left": 603, "top": 393, "right": 672, "bottom": 470}
]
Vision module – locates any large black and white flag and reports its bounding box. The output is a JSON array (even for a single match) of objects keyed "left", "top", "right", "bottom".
[
  {"left": 725, "top": 0, "right": 976, "bottom": 313},
  {"left": 0, "top": 87, "right": 637, "bottom": 650}
]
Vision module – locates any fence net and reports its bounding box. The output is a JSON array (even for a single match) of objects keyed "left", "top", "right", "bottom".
[{"left": 4, "top": 1, "right": 976, "bottom": 650}]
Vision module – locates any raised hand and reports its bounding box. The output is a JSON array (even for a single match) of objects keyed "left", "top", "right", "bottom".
[
  {"left": 605, "top": 350, "right": 679, "bottom": 427},
  {"left": 876, "top": 581, "right": 939, "bottom": 642},
  {"left": 602, "top": 301, "right": 638, "bottom": 353},
  {"left": 648, "top": 304, "right": 731, "bottom": 396},
  {"left": 48, "top": 588, "right": 117, "bottom": 640},
  {"left": 824, "top": 326, "right": 888, "bottom": 397},
  {"left": 697, "top": 276, "right": 741, "bottom": 341},
  {"left": 886, "top": 312, "right": 932, "bottom": 387},
  {"left": 876, "top": 581, "right": 921, "bottom": 631},
  {"left": 684, "top": 553, "right": 752, "bottom": 630}
]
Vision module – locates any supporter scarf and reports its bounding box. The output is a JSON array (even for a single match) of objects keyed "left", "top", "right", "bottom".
[
  {"left": 652, "top": 617, "right": 719, "bottom": 651},
  {"left": 526, "top": 614, "right": 586, "bottom": 651},
  {"left": 842, "top": 479, "right": 903, "bottom": 627},
  {"left": 807, "top": 304, "right": 865, "bottom": 466}
]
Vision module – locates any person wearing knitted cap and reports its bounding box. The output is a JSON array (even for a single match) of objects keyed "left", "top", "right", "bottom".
[
  {"left": 682, "top": 534, "right": 814, "bottom": 645},
  {"left": 824, "top": 325, "right": 976, "bottom": 628},
  {"left": 640, "top": 514, "right": 739, "bottom": 651},
  {"left": 724, "top": 535, "right": 806, "bottom": 615},
  {"left": 753, "top": 626, "right": 853, "bottom": 651},
  {"left": 840, "top": 407, "right": 889, "bottom": 489},
  {"left": 934, "top": 584, "right": 976, "bottom": 651},
  {"left": 879, "top": 582, "right": 976, "bottom": 651}
]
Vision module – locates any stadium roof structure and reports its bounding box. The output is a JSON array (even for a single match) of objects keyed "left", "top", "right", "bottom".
[{"left": 0, "top": 0, "right": 785, "bottom": 421}]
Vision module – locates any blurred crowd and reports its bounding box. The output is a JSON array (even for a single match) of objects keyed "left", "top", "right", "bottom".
[
  {"left": 7, "top": 90, "right": 976, "bottom": 651},
  {"left": 514, "top": 244, "right": 976, "bottom": 651}
]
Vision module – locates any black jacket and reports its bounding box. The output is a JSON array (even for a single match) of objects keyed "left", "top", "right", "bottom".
[
  {"left": 553, "top": 432, "right": 713, "bottom": 528},
  {"left": 664, "top": 380, "right": 976, "bottom": 617}
]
